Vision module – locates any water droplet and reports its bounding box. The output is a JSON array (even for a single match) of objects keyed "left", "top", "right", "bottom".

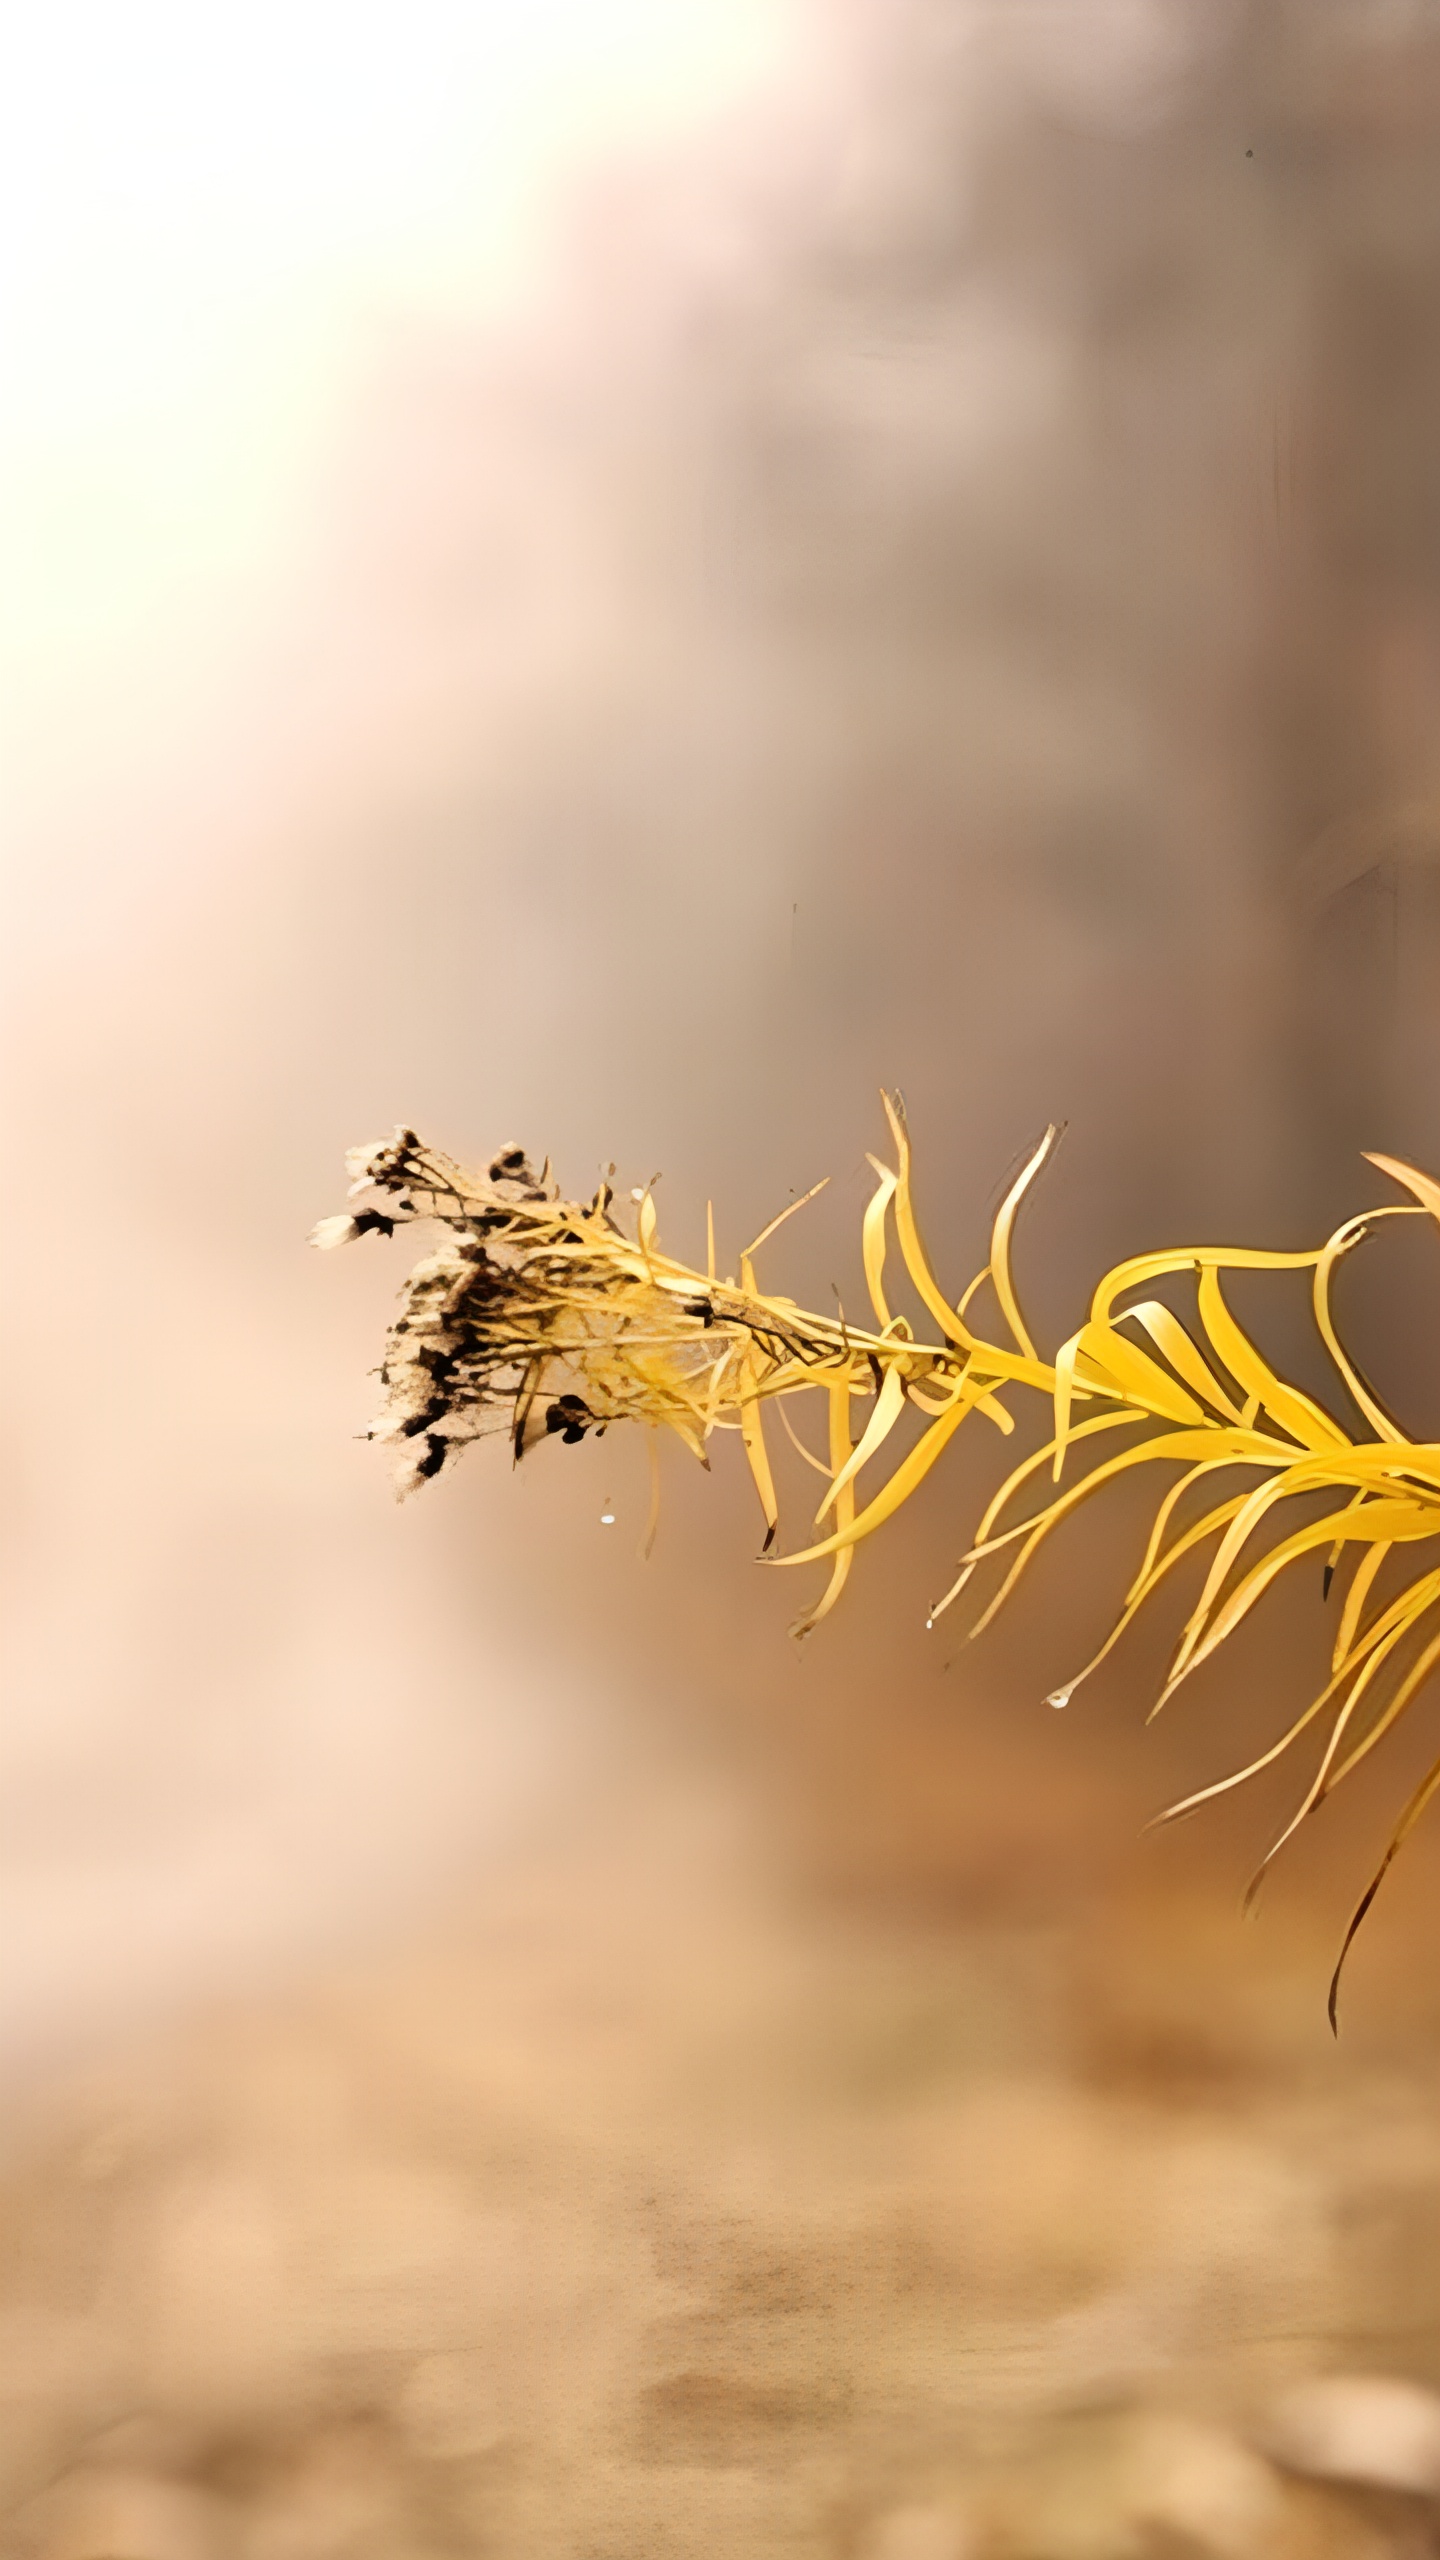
[
  {"left": 1047, "top": 1687, "right": 1071, "bottom": 1711},
  {"left": 925, "top": 1616, "right": 935, "bottom": 1630},
  {"left": 600, "top": 1509, "right": 616, "bottom": 1526}
]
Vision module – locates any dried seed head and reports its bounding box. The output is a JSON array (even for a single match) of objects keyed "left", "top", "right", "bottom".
[
  {"left": 393, "top": 1432, "right": 450, "bottom": 1498},
  {"left": 345, "top": 1128, "right": 420, "bottom": 1194}
]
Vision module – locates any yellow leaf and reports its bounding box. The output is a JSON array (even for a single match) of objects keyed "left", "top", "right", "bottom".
[
  {"left": 772, "top": 1382, "right": 978, "bottom": 1568},
  {"left": 790, "top": 1375, "right": 858, "bottom": 1638},
  {"left": 1196, "top": 1264, "right": 1348, "bottom": 1451},
  {"left": 861, "top": 1159, "right": 899, "bottom": 1329},
  {"left": 815, "top": 1362, "right": 907, "bottom": 1523},
  {"left": 1365, "top": 1151, "right": 1440, "bottom": 1233},
  {"left": 1119, "top": 1301, "right": 1244, "bottom": 1421},
  {"left": 1072, "top": 1320, "right": 1208, "bottom": 1425},
  {"left": 987, "top": 1127, "right": 1059, "bottom": 1360},
  {"left": 881, "top": 1090, "right": 975, "bottom": 1349}
]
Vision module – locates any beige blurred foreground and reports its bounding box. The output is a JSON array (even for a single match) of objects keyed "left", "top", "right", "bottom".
[{"left": 3, "top": 1795, "right": 1440, "bottom": 2560}]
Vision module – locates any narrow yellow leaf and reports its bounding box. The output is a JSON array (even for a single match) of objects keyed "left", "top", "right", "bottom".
[
  {"left": 790, "top": 1375, "right": 857, "bottom": 1637},
  {"left": 1331, "top": 1722, "right": 1440, "bottom": 2030},
  {"left": 987, "top": 1126, "right": 1059, "bottom": 1360},
  {"left": 861, "top": 1161, "right": 898, "bottom": 1329},
  {"left": 1196, "top": 1264, "right": 1347, "bottom": 1451},
  {"left": 815, "top": 1362, "right": 907, "bottom": 1523},
  {"left": 772, "top": 1383, "right": 977, "bottom": 1568},
  {"left": 1119, "top": 1301, "right": 1244, "bottom": 1421},
  {"left": 881, "top": 1090, "right": 976, "bottom": 1349},
  {"left": 1365, "top": 1151, "right": 1440, "bottom": 1233},
  {"left": 744, "top": 1177, "right": 829, "bottom": 1260},
  {"left": 1334, "top": 1534, "right": 1390, "bottom": 1673},
  {"left": 1312, "top": 1208, "right": 1407, "bottom": 1443}
]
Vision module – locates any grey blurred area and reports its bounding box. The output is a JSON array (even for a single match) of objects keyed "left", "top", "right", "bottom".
[{"left": 6, "top": 1, "right": 1440, "bottom": 2551}]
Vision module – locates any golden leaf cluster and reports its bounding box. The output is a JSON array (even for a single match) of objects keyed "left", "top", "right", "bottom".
[{"left": 318, "top": 1106, "right": 1440, "bottom": 2017}]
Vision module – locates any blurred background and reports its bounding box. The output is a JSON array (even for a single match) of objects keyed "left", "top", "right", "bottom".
[{"left": 6, "top": 2, "right": 1440, "bottom": 2553}]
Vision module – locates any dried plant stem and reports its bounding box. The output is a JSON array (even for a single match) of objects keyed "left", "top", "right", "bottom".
[{"left": 317, "top": 1110, "right": 1440, "bottom": 2017}]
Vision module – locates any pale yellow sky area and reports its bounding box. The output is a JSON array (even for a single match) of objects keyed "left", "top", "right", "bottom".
[{"left": 0, "top": 0, "right": 804, "bottom": 795}]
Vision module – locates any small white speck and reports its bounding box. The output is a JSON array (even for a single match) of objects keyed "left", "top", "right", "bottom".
[
  {"left": 925, "top": 1616, "right": 934, "bottom": 1630},
  {"left": 600, "top": 1509, "right": 616, "bottom": 1526},
  {"left": 630, "top": 1187, "right": 645, "bottom": 1203},
  {"left": 1047, "top": 1687, "right": 1071, "bottom": 1711}
]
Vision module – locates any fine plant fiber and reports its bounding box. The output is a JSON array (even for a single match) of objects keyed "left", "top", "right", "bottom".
[{"left": 317, "top": 1111, "right": 1440, "bottom": 2022}]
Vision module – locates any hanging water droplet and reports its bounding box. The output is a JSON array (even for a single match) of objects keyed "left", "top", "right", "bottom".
[
  {"left": 1046, "top": 1687, "right": 1072, "bottom": 1711},
  {"left": 925, "top": 1616, "right": 935, "bottom": 1630}
]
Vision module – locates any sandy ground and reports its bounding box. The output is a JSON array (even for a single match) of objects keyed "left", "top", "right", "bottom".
[{"left": 3, "top": 1791, "right": 1439, "bottom": 2560}]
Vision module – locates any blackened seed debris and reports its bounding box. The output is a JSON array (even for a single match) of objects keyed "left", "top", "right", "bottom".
[
  {"left": 401, "top": 1396, "right": 449, "bottom": 1438},
  {"left": 545, "top": 1394, "right": 595, "bottom": 1445}
]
